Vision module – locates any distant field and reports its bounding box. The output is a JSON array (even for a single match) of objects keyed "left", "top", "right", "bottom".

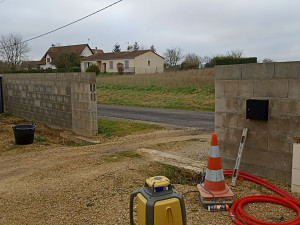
[{"left": 96, "top": 68, "right": 215, "bottom": 112}]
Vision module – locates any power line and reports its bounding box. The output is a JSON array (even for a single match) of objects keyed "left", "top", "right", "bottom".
[{"left": 0, "top": 0, "right": 123, "bottom": 49}]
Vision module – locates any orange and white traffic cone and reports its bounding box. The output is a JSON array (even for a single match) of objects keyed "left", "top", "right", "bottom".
[{"left": 197, "top": 133, "right": 234, "bottom": 205}]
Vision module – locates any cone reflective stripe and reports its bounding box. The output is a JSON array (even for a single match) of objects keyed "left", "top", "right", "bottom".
[
  {"left": 205, "top": 169, "right": 224, "bottom": 182},
  {"left": 209, "top": 146, "right": 221, "bottom": 158},
  {"left": 197, "top": 133, "right": 234, "bottom": 205}
]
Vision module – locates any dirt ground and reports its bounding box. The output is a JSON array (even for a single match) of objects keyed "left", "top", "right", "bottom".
[{"left": 0, "top": 116, "right": 299, "bottom": 224}]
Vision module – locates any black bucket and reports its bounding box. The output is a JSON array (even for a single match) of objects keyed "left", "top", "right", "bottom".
[{"left": 12, "top": 124, "right": 36, "bottom": 145}]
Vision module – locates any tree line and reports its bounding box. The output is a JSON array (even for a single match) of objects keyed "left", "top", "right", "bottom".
[{"left": 0, "top": 33, "right": 276, "bottom": 73}]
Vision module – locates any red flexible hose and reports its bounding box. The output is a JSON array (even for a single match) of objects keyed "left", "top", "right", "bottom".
[{"left": 223, "top": 170, "right": 300, "bottom": 225}]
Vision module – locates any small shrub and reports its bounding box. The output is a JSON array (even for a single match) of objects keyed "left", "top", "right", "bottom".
[
  {"left": 71, "top": 66, "right": 81, "bottom": 72},
  {"left": 34, "top": 136, "right": 47, "bottom": 142},
  {"left": 117, "top": 62, "right": 124, "bottom": 74},
  {"left": 86, "top": 64, "right": 100, "bottom": 75}
]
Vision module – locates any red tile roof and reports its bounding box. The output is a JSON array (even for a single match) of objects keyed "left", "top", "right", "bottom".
[
  {"left": 92, "top": 49, "right": 104, "bottom": 54},
  {"left": 39, "top": 44, "right": 93, "bottom": 64},
  {"left": 82, "top": 50, "right": 164, "bottom": 61}
]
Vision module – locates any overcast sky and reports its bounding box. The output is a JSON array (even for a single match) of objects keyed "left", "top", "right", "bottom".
[{"left": 1, "top": 0, "right": 300, "bottom": 62}]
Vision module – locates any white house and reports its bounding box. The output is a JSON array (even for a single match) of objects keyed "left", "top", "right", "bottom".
[
  {"left": 39, "top": 44, "right": 95, "bottom": 69},
  {"left": 81, "top": 50, "right": 164, "bottom": 74}
]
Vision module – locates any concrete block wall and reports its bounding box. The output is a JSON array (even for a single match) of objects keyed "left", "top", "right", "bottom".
[
  {"left": 215, "top": 62, "right": 300, "bottom": 184},
  {"left": 2, "top": 73, "right": 97, "bottom": 136},
  {"left": 292, "top": 144, "right": 300, "bottom": 192}
]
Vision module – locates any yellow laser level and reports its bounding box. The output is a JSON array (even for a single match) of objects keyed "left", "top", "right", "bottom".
[{"left": 130, "top": 176, "right": 187, "bottom": 225}]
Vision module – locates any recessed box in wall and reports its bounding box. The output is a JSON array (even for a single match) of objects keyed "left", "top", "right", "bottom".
[{"left": 246, "top": 99, "right": 269, "bottom": 121}]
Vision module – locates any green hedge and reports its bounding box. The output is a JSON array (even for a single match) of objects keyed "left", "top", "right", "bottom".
[
  {"left": 215, "top": 57, "right": 257, "bottom": 65},
  {"left": 86, "top": 64, "right": 100, "bottom": 75}
]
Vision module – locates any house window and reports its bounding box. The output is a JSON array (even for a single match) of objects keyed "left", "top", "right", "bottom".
[
  {"left": 47, "top": 58, "right": 51, "bottom": 63},
  {"left": 148, "top": 61, "right": 150, "bottom": 66},
  {"left": 109, "top": 61, "right": 113, "bottom": 69},
  {"left": 125, "top": 60, "right": 129, "bottom": 69}
]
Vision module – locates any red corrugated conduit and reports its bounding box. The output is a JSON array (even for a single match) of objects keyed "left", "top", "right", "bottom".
[{"left": 223, "top": 170, "right": 300, "bottom": 225}]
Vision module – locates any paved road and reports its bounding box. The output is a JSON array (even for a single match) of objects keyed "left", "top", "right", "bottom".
[{"left": 97, "top": 104, "right": 214, "bottom": 129}]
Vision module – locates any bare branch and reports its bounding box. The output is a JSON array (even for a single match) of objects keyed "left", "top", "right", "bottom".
[{"left": 0, "top": 33, "right": 30, "bottom": 70}]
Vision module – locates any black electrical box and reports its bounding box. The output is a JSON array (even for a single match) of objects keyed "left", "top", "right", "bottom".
[{"left": 246, "top": 99, "right": 269, "bottom": 121}]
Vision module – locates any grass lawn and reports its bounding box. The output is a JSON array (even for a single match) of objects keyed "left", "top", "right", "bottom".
[
  {"left": 97, "top": 118, "right": 162, "bottom": 137},
  {"left": 96, "top": 68, "right": 215, "bottom": 112}
]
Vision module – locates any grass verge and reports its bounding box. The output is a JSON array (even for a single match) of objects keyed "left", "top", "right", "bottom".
[
  {"left": 96, "top": 69, "right": 215, "bottom": 112},
  {"left": 97, "top": 118, "right": 162, "bottom": 137},
  {"left": 144, "top": 162, "right": 194, "bottom": 185}
]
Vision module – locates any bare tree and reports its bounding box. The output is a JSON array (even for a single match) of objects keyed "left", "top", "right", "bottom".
[
  {"left": 163, "top": 47, "right": 182, "bottom": 66},
  {"left": 226, "top": 49, "right": 244, "bottom": 57},
  {"left": 181, "top": 53, "right": 201, "bottom": 70},
  {"left": 0, "top": 33, "right": 30, "bottom": 70},
  {"left": 262, "top": 58, "right": 275, "bottom": 63}
]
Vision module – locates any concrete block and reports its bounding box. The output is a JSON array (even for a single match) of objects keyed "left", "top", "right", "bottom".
[
  {"left": 220, "top": 142, "right": 239, "bottom": 159},
  {"left": 44, "top": 73, "right": 57, "bottom": 80},
  {"left": 215, "top": 112, "right": 226, "bottom": 128},
  {"left": 215, "top": 97, "right": 238, "bottom": 113},
  {"left": 237, "top": 98, "right": 246, "bottom": 114},
  {"left": 224, "top": 80, "right": 239, "bottom": 97},
  {"left": 73, "top": 110, "right": 81, "bottom": 119},
  {"left": 63, "top": 96, "right": 71, "bottom": 104},
  {"left": 254, "top": 80, "right": 289, "bottom": 98},
  {"left": 292, "top": 184, "right": 300, "bottom": 193},
  {"left": 79, "top": 93, "right": 90, "bottom": 102},
  {"left": 57, "top": 73, "right": 67, "bottom": 80},
  {"left": 274, "top": 99, "right": 300, "bottom": 117},
  {"left": 241, "top": 63, "right": 275, "bottom": 80},
  {"left": 214, "top": 127, "right": 225, "bottom": 144},
  {"left": 248, "top": 117, "right": 290, "bottom": 134},
  {"left": 66, "top": 87, "right": 71, "bottom": 95},
  {"left": 57, "top": 87, "right": 66, "bottom": 95},
  {"left": 238, "top": 80, "right": 254, "bottom": 97},
  {"left": 268, "top": 134, "right": 293, "bottom": 153},
  {"left": 70, "top": 73, "right": 80, "bottom": 81},
  {"left": 244, "top": 148, "right": 291, "bottom": 170},
  {"left": 292, "top": 168, "right": 300, "bottom": 190},
  {"left": 224, "top": 128, "right": 240, "bottom": 145},
  {"left": 226, "top": 113, "right": 238, "bottom": 128},
  {"left": 293, "top": 144, "right": 300, "bottom": 169},
  {"left": 237, "top": 112, "right": 251, "bottom": 128},
  {"left": 92, "top": 111, "right": 97, "bottom": 120},
  {"left": 215, "top": 80, "right": 225, "bottom": 97},
  {"left": 245, "top": 131, "right": 268, "bottom": 150},
  {"left": 288, "top": 80, "right": 300, "bottom": 99},
  {"left": 290, "top": 117, "right": 300, "bottom": 134},
  {"left": 80, "top": 73, "right": 96, "bottom": 83},
  {"left": 34, "top": 100, "right": 41, "bottom": 107},
  {"left": 62, "top": 113, "right": 72, "bottom": 121},
  {"left": 240, "top": 161, "right": 291, "bottom": 184},
  {"left": 275, "top": 61, "right": 300, "bottom": 79},
  {"left": 215, "top": 65, "right": 242, "bottom": 80},
  {"left": 80, "top": 111, "right": 94, "bottom": 120}
]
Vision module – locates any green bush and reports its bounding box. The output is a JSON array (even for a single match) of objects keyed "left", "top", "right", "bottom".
[
  {"left": 180, "top": 61, "right": 199, "bottom": 70},
  {"left": 86, "top": 64, "right": 100, "bottom": 75},
  {"left": 71, "top": 66, "right": 81, "bottom": 72},
  {"left": 214, "top": 57, "right": 257, "bottom": 65}
]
